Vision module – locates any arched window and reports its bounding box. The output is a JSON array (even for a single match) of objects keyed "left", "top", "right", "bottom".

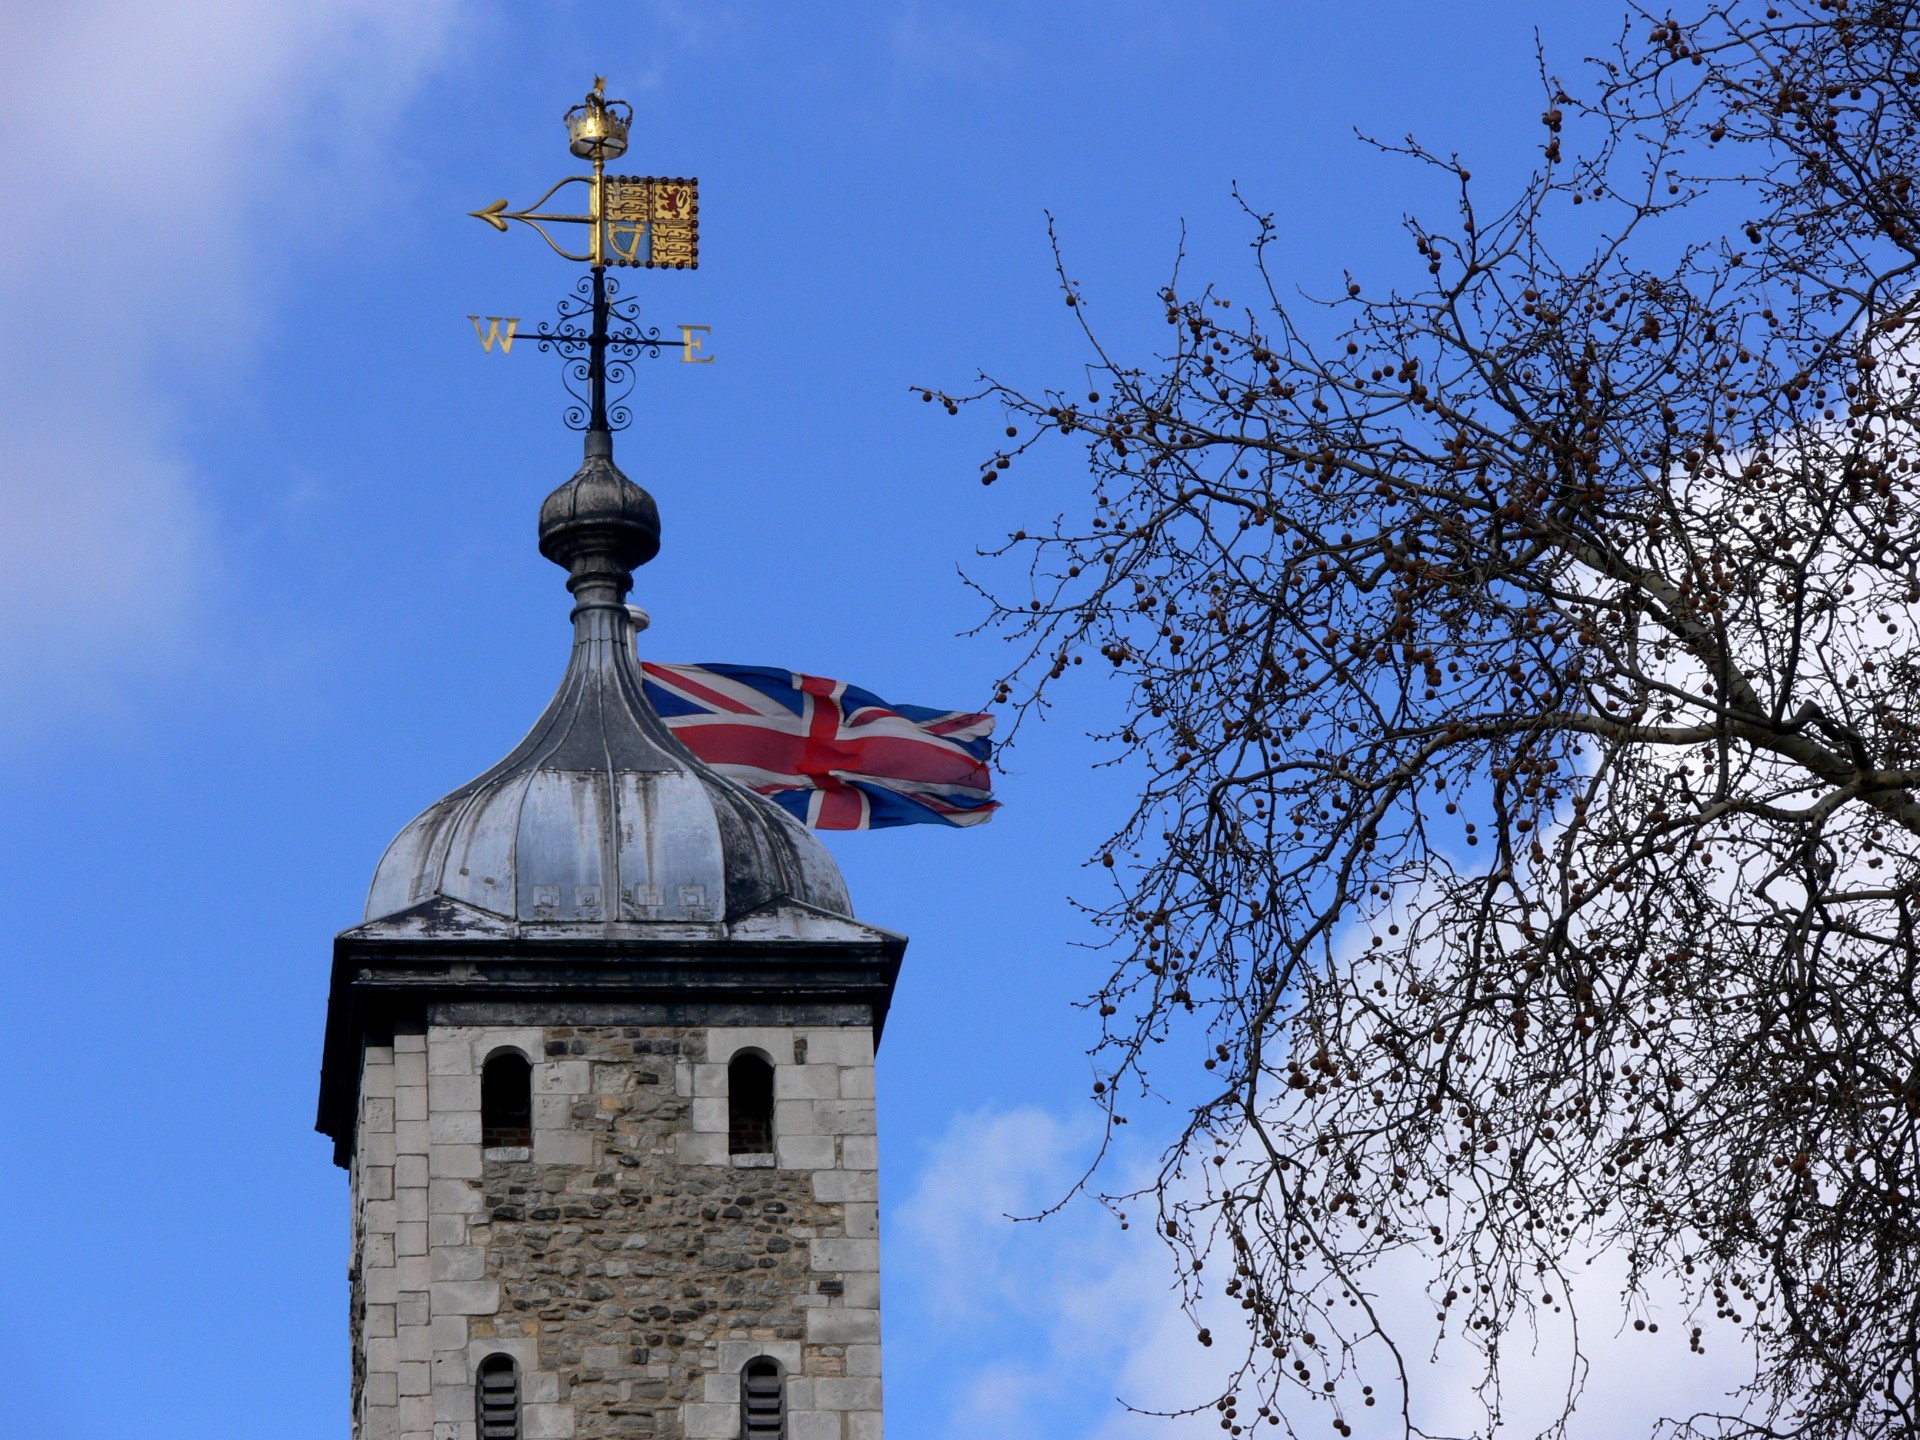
[
  {"left": 728, "top": 1052, "right": 775, "bottom": 1155},
  {"left": 481, "top": 1051, "right": 532, "bottom": 1151},
  {"left": 475, "top": 1353, "right": 521, "bottom": 1439},
  {"left": 740, "top": 1356, "right": 785, "bottom": 1437}
]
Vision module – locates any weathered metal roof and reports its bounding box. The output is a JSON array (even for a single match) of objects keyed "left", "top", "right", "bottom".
[{"left": 363, "top": 442, "right": 853, "bottom": 928}]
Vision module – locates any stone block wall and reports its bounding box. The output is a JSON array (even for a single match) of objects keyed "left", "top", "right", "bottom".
[{"left": 349, "top": 1018, "right": 882, "bottom": 1440}]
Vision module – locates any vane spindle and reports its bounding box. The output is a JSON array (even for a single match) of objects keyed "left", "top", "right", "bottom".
[{"left": 588, "top": 266, "right": 610, "bottom": 448}]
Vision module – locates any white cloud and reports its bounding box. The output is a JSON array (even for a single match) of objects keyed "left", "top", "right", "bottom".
[
  {"left": 0, "top": 0, "right": 462, "bottom": 735},
  {"left": 891, "top": 1106, "right": 1177, "bottom": 1437},
  {"left": 892, "top": 1105, "right": 1759, "bottom": 1440}
]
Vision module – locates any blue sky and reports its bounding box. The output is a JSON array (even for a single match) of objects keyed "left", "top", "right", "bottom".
[{"left": 0, "top": 4, "right": 1736, "bottom": 1438}]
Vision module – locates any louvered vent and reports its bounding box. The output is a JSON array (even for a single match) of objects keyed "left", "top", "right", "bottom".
[
  {"left": 741, "top": 1357, "right": 785, "bottom": 1438},
  {"left": 476, "top": 1353, "right": 521, "bottom": 1440}
]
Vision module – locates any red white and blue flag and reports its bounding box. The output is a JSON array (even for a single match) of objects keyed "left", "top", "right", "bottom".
[{"left": 639, "top": 662, "right": 999, "bottom": 831}]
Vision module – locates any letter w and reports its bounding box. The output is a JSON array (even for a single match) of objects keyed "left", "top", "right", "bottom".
[{"left": 468, "top": 315, "right": 520, "bottom": 354}]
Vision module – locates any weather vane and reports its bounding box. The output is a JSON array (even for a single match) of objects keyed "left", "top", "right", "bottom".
[{"left": 467, "top": 77, "right": 711, "bottom": 440}]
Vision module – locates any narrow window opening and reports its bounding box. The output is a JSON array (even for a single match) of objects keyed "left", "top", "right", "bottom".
[
  {"left": 482, "top": 1052, "right": 533, "bottom": 1150},
  {"left": 476, "top": 1353, "right": 522, "bottom": 1440},
  {"left": 728, "top": 1052, "right": 775, "bottom": 1155},
  {"left": 741, "top": 1356, "right": 785, "bottom": 1437}
]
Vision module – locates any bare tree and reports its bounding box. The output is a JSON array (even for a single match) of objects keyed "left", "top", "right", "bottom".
[{"left": 929, "top": 4, "right": 1920, "bottom": 1436}]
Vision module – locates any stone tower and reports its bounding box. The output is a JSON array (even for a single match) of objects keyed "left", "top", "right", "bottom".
[{"left": 317, "top": 431, "right": 904, "bottom": 1440}]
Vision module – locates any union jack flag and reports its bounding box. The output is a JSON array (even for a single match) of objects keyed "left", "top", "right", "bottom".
[{"left": 639, "top": 662, "right": 999, "bottom": 831}]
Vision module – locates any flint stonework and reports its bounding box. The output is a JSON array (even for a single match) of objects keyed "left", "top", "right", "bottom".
[{"left": 349, "top": 1022, "right": 883, "bottom": 1440}]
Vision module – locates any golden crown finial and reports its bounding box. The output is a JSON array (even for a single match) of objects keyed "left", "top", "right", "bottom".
[{"left": 567, "top": 78, "right": 630, "bottom": 162}]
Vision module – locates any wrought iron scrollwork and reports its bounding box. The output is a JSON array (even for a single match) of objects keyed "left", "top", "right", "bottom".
[{"left": 531, "top": 274, "right": 672, "bottom": 432}]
